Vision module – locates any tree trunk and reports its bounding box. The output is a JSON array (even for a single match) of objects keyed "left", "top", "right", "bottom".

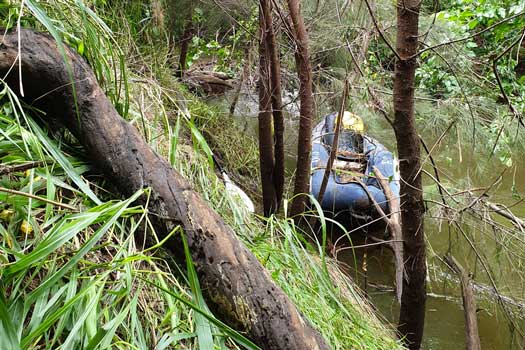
[
  {"left": 176, "top": 21, "right": 193, "bottom": 78},
  {"left": 262, "top": 0, "right": 285, "bottom": 210},
  {"left": 229, "top": 45, "right": 251, "bottom": 117},
  {"left": 392, "top": 0, "right": 427, "bottom": 348},
  {"left": 258, "top": 3, "right": 278, "bottom": 216},
  {"left": 0, "top": 27, "right": 329, "bottom": 350},
  {"left": 287, "top": 0, "right": 315, "bottom": 218}
]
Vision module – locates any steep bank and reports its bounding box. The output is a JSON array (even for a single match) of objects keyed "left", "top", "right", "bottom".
[{"left": 0, "top": 1, "right": 403, "bottom": 349}]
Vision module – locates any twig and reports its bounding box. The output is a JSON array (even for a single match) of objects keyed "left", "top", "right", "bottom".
[
  {"left": 491, "top": 28, "right": 525, "bottom": 134},
  {"left": 414, "top": 121, "right": 455, "bottom": 180},
  {"left": 419, "top": 0, "right": 440, "bottom": 43},
  {"left": 451, "top": 187, "right": 488, "bottom": 197},
  {"left": 455, "top": 222, "right": 522, "bottom": 337},
  {"left": 419, "top": 136, "right": 451, "bottom": 207},
  {"left": 459, "top": 169, "right": 505, "bottom": 213},
  {"left": 0, "top": 160, "right": 47, "bottom": 175},
  {"left": 0, "top": 186, "right": 78, "bottom": 211},
  {"left": 421, "top": 169, "right": 457, "bottom": 204},
  {"left": 336, "top": 239, "right": 404, "bottom": 251},
  {"left": 484, "top": 200, "right": 525, "bottom": 232},
  {"left": 424, "top": 198, "right": 455, "bottom": 211}
]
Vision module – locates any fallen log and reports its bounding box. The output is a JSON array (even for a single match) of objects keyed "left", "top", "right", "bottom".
[
  {"left": 183, "top": 69, "right": 234, "bottom": 95},
  {"left": 0, "top": 28, "right": 329, "bottom": 350}
]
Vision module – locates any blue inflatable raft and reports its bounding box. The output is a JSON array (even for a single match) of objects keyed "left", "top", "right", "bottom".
[{"left": 310, "top": 113, "right": 400, "bottom": 219}]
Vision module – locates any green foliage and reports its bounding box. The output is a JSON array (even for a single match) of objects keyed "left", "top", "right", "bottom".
[
  {"left": 186, "top": 8, "right": 257, "bottom": 74},
  {"left": 0, "top": 1, "right": 407, "bottom": 350},
  {"left": 0, "top": 83, "right": 256, "bottom": 349},
  {"left": 421, "top": 1, "right": 525, "bottom": 106},
  {"left": 441, "top": 0, "right": 524, "bottom": 44},
  {"left": 416, "top": 52, "right": 462, "bottom": 99}
]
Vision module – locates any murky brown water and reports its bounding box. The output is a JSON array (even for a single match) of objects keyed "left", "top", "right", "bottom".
[{"left": 214, "top": 92, "right": 525, "bottom": 349}]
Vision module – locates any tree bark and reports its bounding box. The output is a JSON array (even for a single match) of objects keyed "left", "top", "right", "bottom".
[
  {"left": 287, "top": 0, "right": 315, "bottom": 218},
  {"left": 0, "top": 28, "right": 329, "bottom": 350},
  {"left": 392, "top": 0, "right": 426, "bottom": 349},
  {"left": 258, "top": 4, "right": 278, "bottom": 216},
  {"left": 262, "top": 0, "right": 285, "bottom": 211}
]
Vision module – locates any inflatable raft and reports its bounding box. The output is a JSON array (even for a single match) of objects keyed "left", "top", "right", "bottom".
[{"left": 310, "top": 112, "right": 400, "bottom": 220}]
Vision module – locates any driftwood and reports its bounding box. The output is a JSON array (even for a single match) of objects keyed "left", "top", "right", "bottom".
[
  {"left": 0, "top": 28, "right": 328, "bottom": 350},
  {"left": 183, "top": 69, "right": 234, "bottom": 95},
  {"left": 444, "top": 255, "right": 481, "bottom": 350}
]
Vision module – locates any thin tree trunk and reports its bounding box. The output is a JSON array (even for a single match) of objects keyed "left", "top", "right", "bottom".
[
  {"left": 287, "top": 0, "right": 315, "bottom": 218},
  {"left": 0, "top": 27, "right": 330, "bottom": 350},
  {"left": 229, "top": 45, "right": 251, "bottom": 117},
  {"left": 262, "top": 0, "right": 285, "bottom": 210},
  {"left": 316, "top": 80, "right": 348, "bottom": 206},
  {"left": 258, "top": 4, "right": 277, "bottom": 216},
  {"left": 176, "top": 21, "right": 193, "bottom": 78},
  {"left": 393, "top": 0, "right": 426, "bottom": 348}
]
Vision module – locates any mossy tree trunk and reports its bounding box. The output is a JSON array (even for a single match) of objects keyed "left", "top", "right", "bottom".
[
  {"left": 258, "top": 0, "right": 284, "bottom": 216},
  {"left": 258, "top": 1, "right": 278, "bottom": 216},
  {"left": 0, "top": 27, "right": 329, "bottom": 350},
  {"left": 264, "top": 0, "right": 285, "bottom": 211}
]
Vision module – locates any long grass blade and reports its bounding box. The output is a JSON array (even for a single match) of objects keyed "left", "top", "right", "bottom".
[
  {"left": 139, "top": 276, "right": 261, "bottom": 350},
  {"left": 26, "top": 118, "right": 102, "bottom": 204},
  {"left": 181, "top": 232, "right": 214, "bottom": 349},
  {"left": 0, "top": 292, "right": 20, "bottom": 350}
]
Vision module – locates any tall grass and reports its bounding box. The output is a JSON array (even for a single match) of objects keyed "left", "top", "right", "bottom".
[
  {"left": 0, "top": 0, "right": 404, "bottom": 349},
  {"left": 0, "top": 82, "right": 260, "bottom": 349}
]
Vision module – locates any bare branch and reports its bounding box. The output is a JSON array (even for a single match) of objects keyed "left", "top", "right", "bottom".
[
  {"left": 0, "top": 186, "right": 78, "bottom": 211},
  {"left": 0, "top": 160, "right": 47, "bottom": 175},
  {"left": 316, "top": 79, "right": 349, "bottom": 205}
]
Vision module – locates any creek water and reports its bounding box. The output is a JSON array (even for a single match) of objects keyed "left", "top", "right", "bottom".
[{"left": 212, "top": 91, "right": 525, "bottom": 349}]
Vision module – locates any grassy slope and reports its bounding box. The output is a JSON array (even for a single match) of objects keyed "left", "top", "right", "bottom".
[{"left": 0, "top": 1, "right": 403, "bottom": 349}]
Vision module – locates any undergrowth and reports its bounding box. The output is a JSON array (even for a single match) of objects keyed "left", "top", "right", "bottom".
[{"left": 0, "top": 1, "right": 403, "bottom": 350}]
